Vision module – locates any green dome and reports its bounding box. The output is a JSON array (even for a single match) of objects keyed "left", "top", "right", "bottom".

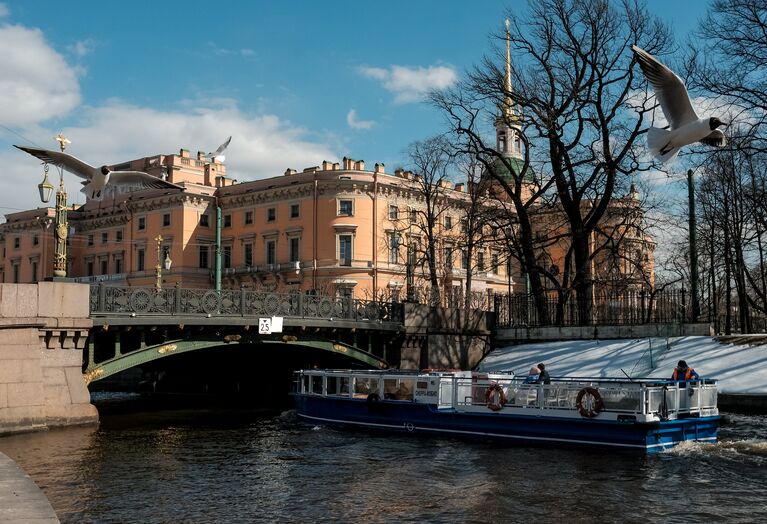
[{"left": 483, "top": 155, "right": 535, "bottom": 183}]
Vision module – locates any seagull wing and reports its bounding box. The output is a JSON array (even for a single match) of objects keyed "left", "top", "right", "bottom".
[
  {"left": 208, "top": 136, "right": 232, "bottom": 157},
  {"left": 107, "top": 171, "right": 183, "bottom": 190},
  {"left": 631, "top": 46, "right": 698, "bottom": 129},
  {"left": 14, "top": 145, "right": 95, "bottom": 180},
  {"left": 699, "top": 129, "right": 727, "bottom": 147}
]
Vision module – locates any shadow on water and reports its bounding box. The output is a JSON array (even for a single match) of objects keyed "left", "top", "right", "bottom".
[{"left": 0, "top": 405, "right": 765, "bottom": 523}]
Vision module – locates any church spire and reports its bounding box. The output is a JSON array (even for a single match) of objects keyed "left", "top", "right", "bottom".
[{"left": 496, "top": 18, "right": 522, "bottom": 159}]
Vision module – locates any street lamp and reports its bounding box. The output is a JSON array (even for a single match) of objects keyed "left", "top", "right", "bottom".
[
  {"left": 37, "top": 133, "right": 70, "bottom": 278},
  {"left": 155, "top": 235, "right": 172, "bottom": 291}
]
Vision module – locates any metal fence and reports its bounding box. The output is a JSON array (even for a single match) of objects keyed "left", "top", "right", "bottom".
[
  {"left": 89, "top": 284, "right": 403, "bottom": 323},
  {"left": 494, "top": 289, "right": 690, "bottom": 328}
]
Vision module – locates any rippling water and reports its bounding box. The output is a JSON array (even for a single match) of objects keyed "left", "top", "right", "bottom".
[{"left": 0, "top": 408, "right": 766, "bottom": 523}]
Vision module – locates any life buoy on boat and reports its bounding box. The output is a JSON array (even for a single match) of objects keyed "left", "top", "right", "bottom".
[
  {"left": 485, "top": 384, "right": 506, "bottom": 411},
  {"left": 576, "top": 387, "right": 604, "bottom": 418}
]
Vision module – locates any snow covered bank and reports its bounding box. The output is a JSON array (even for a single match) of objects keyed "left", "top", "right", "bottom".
[{"left": 477, "top": 336, "right": 767, "bottom": 395}]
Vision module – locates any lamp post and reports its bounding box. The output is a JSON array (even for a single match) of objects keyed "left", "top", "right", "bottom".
[
  {"left": 37, "top": 134, "right": 70, "bottom": 278},
  {"left": 688, "top": 169, "right": 700, "bottom": 322},
  {"left": 155, "top": 235, "right": 172, "bottom": 291}
]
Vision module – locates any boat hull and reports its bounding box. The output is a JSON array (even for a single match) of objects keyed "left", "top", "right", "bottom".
[{"left": 292, "top": 394, "right": 719, "bottom": 453}]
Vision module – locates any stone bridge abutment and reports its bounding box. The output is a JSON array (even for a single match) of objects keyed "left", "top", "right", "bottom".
[{"left": 0, "top": 282, "right": 98, "bottom": 435}]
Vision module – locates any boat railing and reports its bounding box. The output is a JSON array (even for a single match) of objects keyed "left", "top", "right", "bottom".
[{"left": 439, "top": 376, "right": 717, "bottom": 419}]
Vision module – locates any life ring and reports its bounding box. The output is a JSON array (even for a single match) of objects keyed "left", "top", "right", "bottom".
[
  {"left": 576, "top": 387, "right": 604, "bottom": 418},
  {"left": 485, "top": 384, "right": 506, "bottom": 411}
]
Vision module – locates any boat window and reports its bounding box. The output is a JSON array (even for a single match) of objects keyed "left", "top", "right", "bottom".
[
  {"left": 354, "top": 377, "right": 379, "bottom": 396},
  {"left": 340, "top": 377, "right": 350, "bottom": 396},
  {"left": 326, "top": 376, "right": 339, "bottom": 396},
  {"left": 311, "top": 376, "right": 323, "bottom": 395},
  {"left": 417, "top": 381, "right": 428, "bottom": 391},
  {"left": 303, "top": 375, "right": 310, "bottom": 393},
  {"left": 384, "top": 378, "right": 414, "bottom": 400}
]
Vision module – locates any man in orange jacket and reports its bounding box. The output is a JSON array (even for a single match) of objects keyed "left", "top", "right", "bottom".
[{"left": 671, "top": 360, "right": 700, "bottom": 382}]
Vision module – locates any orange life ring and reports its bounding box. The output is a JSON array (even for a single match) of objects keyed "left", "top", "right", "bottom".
[
  {"left": 485, "top": 383, "right": 506, "bottom": 411},
  {"left": 576, "top": 387, "right": 604, "bottom": 418}
]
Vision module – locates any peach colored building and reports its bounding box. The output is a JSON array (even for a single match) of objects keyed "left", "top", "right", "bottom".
[{"left": 0, "top": 150, "right": 521, "bottom": 302}]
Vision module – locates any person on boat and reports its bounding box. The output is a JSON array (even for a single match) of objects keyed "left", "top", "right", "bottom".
[
  {"left": 535, "top": 363, "right": 551, "bottom": 385},
  {"left": 671, "top": 360, "right": 699, "bottom": 382},
  {"left": 523, "top": 366, "right": 541, "bottom": 384}
]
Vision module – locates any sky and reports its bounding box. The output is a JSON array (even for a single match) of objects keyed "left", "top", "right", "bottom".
[{"left": 0, "top": 0, "right": 712, "bottom": 216}]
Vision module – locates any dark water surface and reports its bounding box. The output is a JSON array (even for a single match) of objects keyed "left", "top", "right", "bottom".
[{"left": 1, "top": 406, "right": 766, "bottom": 523}]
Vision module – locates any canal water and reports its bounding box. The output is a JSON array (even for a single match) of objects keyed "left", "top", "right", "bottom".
[{"left": 0, "top": 404, "right": 765, "bottom": 523}]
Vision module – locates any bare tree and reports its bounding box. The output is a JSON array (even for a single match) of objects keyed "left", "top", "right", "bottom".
[{"left": 435, "top": 0, "right": 669, "bottom": 325}]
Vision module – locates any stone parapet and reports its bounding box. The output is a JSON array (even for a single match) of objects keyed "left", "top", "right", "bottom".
[{"left": 0, "top": 282, "right": 98, "bottom": 435}]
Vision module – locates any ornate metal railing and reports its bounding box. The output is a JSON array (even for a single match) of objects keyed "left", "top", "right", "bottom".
[{"left": 89, "top": 284, "right": 403, "bottom": 323}]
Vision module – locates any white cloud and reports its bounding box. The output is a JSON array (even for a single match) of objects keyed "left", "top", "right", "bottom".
[
  {"left": 3, "top": 99, "right": 339, "bottom": 211},
  {"left": 359, "top": 64, "right": 457, "bottom": 104},
  {"left": 0, "top": 4, "right": 9, "bottom": 17},
  {"left": 346, "top": 109, "right": 375, "bottom": 130},
  {"left": 0, "top": 25, "right": 80, "bottom": 126},
  {"left": 68, "top": 38, "right": 96, "bottom": 58},
  {"left": 240, "top": 48, "right": 255, "bottom": 57}
]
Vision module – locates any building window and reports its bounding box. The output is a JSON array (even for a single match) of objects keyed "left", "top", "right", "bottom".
[
  {"left": 339, "top": 235, "right": 352, "bottom": 266},
  {"left": 224, "top": 214, "right": 232, "bottom": 228},
  {"left": 491, "top": 252, "right": 499, "bottom": 274},
  {"left": 477, "top": 251, "right": 485, "bottom": 272},
  {"left": 116, "top": 230, "right": 123, "bottom": 243},
  {"left": 266, "top": 240, "right": 276, "bottom": 265},
  {"left": 101, "top": 232, "right": 108, "bottom": 244},
  {"left": 12, "top": 264, "right": 19, "bottom": 283},
  {"left": 244, "top": 243, "right": 253, "bottom": 267},
  {"left": 31, "top": 261, "right": 38, "bottom": 282},
  {"left": 388, "top": 205, "right": 399, "bottom": 220},
  {"left": 388, "top": 232, "right": 401, "bottom": 264},
  {"left": 200, "top": 214, "right": 209, "bottom": 227},
  {"left": 223, "top": 246, "right": 232, "bottom": 269},
  {"left": 409, "top": 208, "right": 418, "bottom": 224},
  {"left": 137, "top": 249, "right": 145, "bottom": 271},
  {"left": 87, "top": 261, "right": 94, "bottom": 276},
  {"left": 289, "top": 237, "right": 300, "bottom": 263},
  {"left": 461, "top": 218, "right": 468, "bottom": 234},
  {"left": 461, "top": 250, "right": 468, "bottom": 270},
  {"left": 445, "top": 216, "right": 453, "bottom": 230},
  {"left": 267, "top": 207, "right": 276, "bottom": 222},
  {"left": 13, "top": 237, "right": 19, "bottom": 249},
  {"left": 199, "top": 245, "right": 209, "bottom": 269},
  {"left": 244, "top": 211, "right": 253, "bottom": 225},
  {"left": 162, "top": 213, "right": 171, "bottom": 227},
  {"left": 100, "top": 258, "right": 108, "bottom": 275},
  {"left": 339, "top": 200, "right": 353, "bottom": 216},
  {"left": 33, "top": 235, "right": 39, "bottom": 246},
  {"left": 290, "top": 203, "right": 300, "bottom": 218},
  {"left": 338, "top": 286, "right": 353, "bottom": 300},
  {"left": 115, "top": 258, "right": 123, "bottom": 274},
  {"left": 138, "top": 217, "right": 146, "bottom": 231},
  {"left": 88, "top": 235, "right": 94, "bottom": 246},
  {"left": 444, "top": 246, "right": 453, "bottom": 270}
]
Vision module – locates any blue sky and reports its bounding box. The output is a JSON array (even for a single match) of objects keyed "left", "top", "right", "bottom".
[{"left": 0, "top": 0, "right": 710, "bottom": 214}]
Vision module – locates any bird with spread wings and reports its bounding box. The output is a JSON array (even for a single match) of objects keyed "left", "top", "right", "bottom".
[{"left": 14, "top": 145, "right": 183, "bottom": 201}]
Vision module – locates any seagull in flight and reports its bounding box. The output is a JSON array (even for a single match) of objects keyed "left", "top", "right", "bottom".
[
  {"left": 632, "top": 45, "right": 726, "bottom": 163},
  {"left": 207, "top": 136, "right": 232, "bottom": 163},
  {"left": 14, "top": 145, "right": 182, "bottom": 201}
]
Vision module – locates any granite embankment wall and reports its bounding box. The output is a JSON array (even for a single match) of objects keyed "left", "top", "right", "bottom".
[{"left": 0, "top": 282, "right": 98, "bottom": 435}]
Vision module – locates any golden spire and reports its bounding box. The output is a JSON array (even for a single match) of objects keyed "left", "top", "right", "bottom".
[{"left": 501, "top": 18, "right": 519, "bottom": 123}]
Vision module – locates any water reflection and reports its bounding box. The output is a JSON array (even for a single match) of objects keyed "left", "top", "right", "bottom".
[{"left": 0, "top": 409, "right": 765, "bottom": 523}]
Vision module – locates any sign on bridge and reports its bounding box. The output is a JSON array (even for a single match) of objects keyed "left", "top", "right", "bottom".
[{"left": 258, "top": 317, "right": 284, "bottom": 335}]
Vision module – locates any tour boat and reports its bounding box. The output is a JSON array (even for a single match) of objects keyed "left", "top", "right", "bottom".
[{"left": 291, "top": 369, "right": 719, "bottom": 453}]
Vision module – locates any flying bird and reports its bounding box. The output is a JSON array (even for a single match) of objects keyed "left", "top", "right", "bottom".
[
  {"left": 14, "top": 145, "right": 182, "bottom": 201},
  {"left": 207, "top": 136, "right": 232, "bottom": 163},
  {"left": 631, "top": 45, "right": 726, "bottom": 163}
]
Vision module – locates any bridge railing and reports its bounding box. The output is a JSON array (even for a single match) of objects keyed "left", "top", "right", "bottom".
[{"left": 89, "top": 284, "right": 403, "bottom": 323}]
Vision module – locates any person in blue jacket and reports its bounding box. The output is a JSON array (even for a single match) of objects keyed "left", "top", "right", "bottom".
[
  {"left": 523, "top": 365, "right": 540, "bottom": 384},
  {"left": 671, "top": 360, "right": 700, "bottom": 382}
]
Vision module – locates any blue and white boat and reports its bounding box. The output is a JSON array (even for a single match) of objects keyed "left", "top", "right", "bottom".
[{"left": 292, "top": 369, "right": 719, "bottom": 453}]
